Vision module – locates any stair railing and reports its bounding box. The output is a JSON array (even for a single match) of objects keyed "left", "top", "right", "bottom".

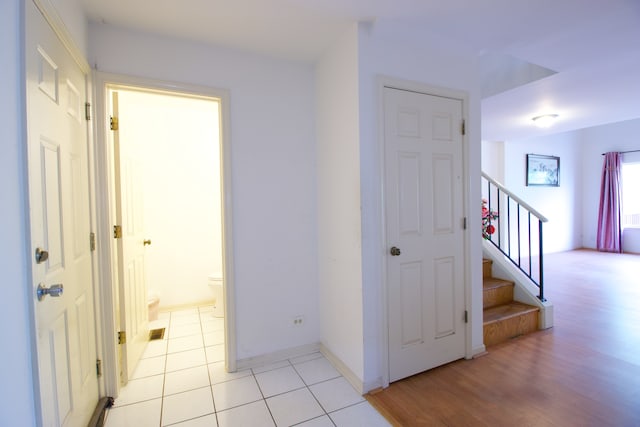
[{"left": 482, "top": 172, "right": 548, "bottom": 301}]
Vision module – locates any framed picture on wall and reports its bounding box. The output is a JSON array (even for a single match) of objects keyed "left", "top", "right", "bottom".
[{"left": 526, "top": 154, "right": 560, "bottom": 186}]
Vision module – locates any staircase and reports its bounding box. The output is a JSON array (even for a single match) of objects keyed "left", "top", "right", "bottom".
[
  {"left": 482, "top": 172, "right": 548, "bottom": 302},
  {"left": 483, "top": 258, "right": 540, "bottom": 347}
]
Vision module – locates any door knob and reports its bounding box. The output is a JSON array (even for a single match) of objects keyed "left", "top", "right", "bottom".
[
  {"left": 37, "top": 283, "right": 64, "bottom": 301},
  {"left": 390, "top": 246, "right": 401, "bottom": 256},
  {"left": 143, "top": 239, "right": 152, "bottom": 246},
  {"left": 35, "top": 247, "right": 49, "bottom": 264}
]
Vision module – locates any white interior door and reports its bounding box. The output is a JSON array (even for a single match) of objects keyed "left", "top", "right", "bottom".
[
  {"left": 384, "top": 86, "right": 466, "bottom": 382},
  {"left": 25, "top": 1, "right": 99, "bottom": 425},
  {"left": 111, "top": 90, "right": 150, "bottom": 384}
]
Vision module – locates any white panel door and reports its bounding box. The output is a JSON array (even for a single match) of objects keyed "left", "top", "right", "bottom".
[
  {"left": 384, "top": 87, "right": 466, "bottom": 382},
  {"left": 111, "top": 91, "right": 150, "bottom": 384},
  {"left": 25, "top": 1, "right": 99, "bottom": 425}
]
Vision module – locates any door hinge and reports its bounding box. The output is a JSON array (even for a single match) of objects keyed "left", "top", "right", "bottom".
[
  {"left": 463, "top": 217, "right": 467, "bottom": 230},
  {"left": 110, "top": 116, "right": 119, "bottom": 131},
  {"left": 461, "top": 119, "right": 466, "bottom": 135},
  {"left": 85, "top": 102, "right": 91, "bottom": 121},
  {"left": 113, "top": 225, "right": 122, "bottom": 239},
  {"left": 90, "top": 232, "right": 96, "bottom": 251},
  {"left": 118, "top": 331, "right": 127, "bottom": 345},
  {"left": 464, "top": 310, "right": 468, "bottom": 323},
  {"left": 96, "top": 359, "right": 102, "bottom": 377}
]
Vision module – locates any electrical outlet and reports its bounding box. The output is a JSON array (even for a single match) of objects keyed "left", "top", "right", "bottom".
[{"left": 292, "top": 315, "right": 304, "bottom": 326}]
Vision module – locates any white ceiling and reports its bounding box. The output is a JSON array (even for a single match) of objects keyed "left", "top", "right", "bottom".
[{"left": 81, "top": 0, "right": 640, "bottom": 141}]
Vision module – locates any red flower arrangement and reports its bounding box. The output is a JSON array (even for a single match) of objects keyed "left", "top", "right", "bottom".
[{"left": 482, "top": 198, "right": 499, "bottom": 240}]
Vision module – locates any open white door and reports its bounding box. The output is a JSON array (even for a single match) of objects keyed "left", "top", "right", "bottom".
[
  {"left": 25, "top": 1, "right": 99, "bottom": 424},
  {"left": 110, "top": 90, "right": 150, "bottom": 384},
  {"left": 384, "top": 86, "right": 467, "bottom": 382}
]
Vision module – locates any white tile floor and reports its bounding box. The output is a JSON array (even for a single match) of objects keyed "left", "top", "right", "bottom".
[{"left": 105, "top": 306, "right": 390, "bottom": 427}]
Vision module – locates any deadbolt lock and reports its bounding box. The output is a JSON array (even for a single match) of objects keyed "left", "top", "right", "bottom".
[{"left": 35, "top": 247, "right": 49, "bottom": 264}]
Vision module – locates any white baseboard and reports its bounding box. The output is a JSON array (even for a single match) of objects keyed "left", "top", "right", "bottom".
[
  {"left": 362, "top": 378, "right": 384, "bottom": 394},
  {"left": 235, "top": 342, "right": 321, "bottom": 372},
  {"left": 319, "top": 345, "right": 364, "bottom": 394},
  {"left": 158, "top": 300, "right": 216, "bottom": 313},
  {"left": 234, "top": 342, "right": 384, "bottom": 396},
  {"left": 319, "top": 344, "right": 382, "bottom": 395},
  {"left": 471, "top": 344, "right": 487, "bottom": 358}
]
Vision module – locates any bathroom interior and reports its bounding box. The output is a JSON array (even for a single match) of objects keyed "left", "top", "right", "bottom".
[
  {"left": 115, "top": 88, "right": 225, "bottom": 344},
  {"left": 105, "top": 88, "right": 391, "bottom": 427}
]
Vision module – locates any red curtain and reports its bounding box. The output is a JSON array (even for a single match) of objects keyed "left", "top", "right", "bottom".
[{"left": 596, "top": 152, "right": 622, "bottom": 253}]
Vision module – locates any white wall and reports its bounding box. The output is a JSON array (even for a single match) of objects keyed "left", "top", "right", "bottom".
[
  {"left": 317, "top": 20, "right": 485, "bottom": 391},
  {"left": 0, "top": 1, "right": 38, "bottom": 425},
  {"left": 118, "top": 90, "right": 222, "bottom": 308},
  {"left": 357, "top": 20, "right": 484, "bottom": 388},
  {"left": 89, "top": 24, "right": 320, "bottom": 359},
  {"left": 49, "top": 0, "right": 88, "bottom": 55},
  {"left": 317, "top": 20, "right": 486, "bottom": 391},
  {"left": 499, "top": 118, "right": 640, "bottom": 254},
  {"left": 316, "top": 24, "right": 365, "bottom": 382},
  {"left": 481, "top": 140, "right": 505, "bottom": 184},
  {"left": 504, "top": 132, "right": 583, "bottom": 253},
  {"left": 578, "top": 118, "right": 640, "bottom": 251}
]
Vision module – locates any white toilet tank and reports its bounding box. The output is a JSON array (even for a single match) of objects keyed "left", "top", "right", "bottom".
[{"left": 208, "top": 275, "right": 224, "bottom": 318}]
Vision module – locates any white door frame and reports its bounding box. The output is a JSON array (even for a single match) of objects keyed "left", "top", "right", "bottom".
[
  {"left": 377, "top": 76, "right": 473, "bottom": 388},
  {"left": 92, "top": 72, "right": 237, "bottom": 396}
]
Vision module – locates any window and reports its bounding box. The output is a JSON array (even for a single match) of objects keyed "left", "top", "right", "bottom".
[{"left": 621, "top": 161, "right": 640, "bottom": 228}]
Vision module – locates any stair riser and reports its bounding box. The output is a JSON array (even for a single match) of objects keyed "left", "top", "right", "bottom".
[
  {"left": 483, "top": 260, "right": 492, "bottom": 278},
  {"left": 483, "top": 285, "right": 514, "bottom": 309},
  {"left": 483, "top": 311, "right": 539, "bottom": 347}
]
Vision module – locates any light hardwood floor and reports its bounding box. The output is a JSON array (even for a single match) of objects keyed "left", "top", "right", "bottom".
[{"left": 367, "top": 249, "right": 640, "bottom": 427}]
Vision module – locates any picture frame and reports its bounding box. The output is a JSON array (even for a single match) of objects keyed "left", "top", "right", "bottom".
[{"left": 526, "top": 154, "right": 559, "bottom": 187}]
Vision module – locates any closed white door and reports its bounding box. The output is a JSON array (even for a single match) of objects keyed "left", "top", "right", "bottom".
[
  {"left": 111, "top": 90, "right": 150, "bottom": 383},
  {"left": 25, "top": 1, "right": 99, "bottom": 425},
  {"left": 384, "top": 86, "right": 466, "bottom": 382}
]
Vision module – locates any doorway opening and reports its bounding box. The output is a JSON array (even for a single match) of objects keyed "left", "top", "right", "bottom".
[{"left": 95, "top": 75, "right": 235, "bottom": 397}]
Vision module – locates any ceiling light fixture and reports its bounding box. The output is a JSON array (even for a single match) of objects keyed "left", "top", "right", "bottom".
[{"left": 532, "top": 114, "right": 559, "bottom": 128}]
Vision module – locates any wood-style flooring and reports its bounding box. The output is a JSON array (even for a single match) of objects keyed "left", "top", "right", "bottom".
[{"left": 367, "top": 249, "right": 640, "bottom": 427}]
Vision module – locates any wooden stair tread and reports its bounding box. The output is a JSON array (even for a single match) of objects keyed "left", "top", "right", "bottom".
[
  {"left": 483, "top": 302, "right": 539, "bottom": 324},
  {"left": 482, "top": 259, "right": 541, "bottom": 347},
  {"left": 483, "top": 277, "right": 514, "bottom": 290}
]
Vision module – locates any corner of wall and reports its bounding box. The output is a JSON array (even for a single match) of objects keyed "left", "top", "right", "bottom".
[
  {"left": 320, "top": 344, "right": 382, "bottom": 395},
  {"left": 315, "top": 20, "right": 366, "bottom": 387}
]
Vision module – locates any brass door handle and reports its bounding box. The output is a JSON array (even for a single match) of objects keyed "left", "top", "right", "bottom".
[
  {"left": 143, "top": 239, "right": 152, "bottom": 246},
  {"left": 390, "top": 246, "right": 401, "bottom": 256}
]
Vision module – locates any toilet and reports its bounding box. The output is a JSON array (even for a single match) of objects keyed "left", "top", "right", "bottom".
[
  {"left": 147, "top": 291, "right": 160, "bottom": 321},
  {"left": 208, "top": 275, "right": 224, "bottom": 318}
]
